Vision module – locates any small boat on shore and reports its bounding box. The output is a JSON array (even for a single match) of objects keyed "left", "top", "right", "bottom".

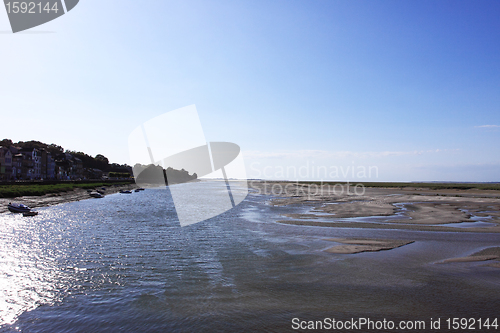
[
  {"left": 8, "top": 203, "right": 31, "bottom": 213},
  {"left": 23, "top": 211, "right": 38, "bottom": 217},
  {"left": 134, "top": 188, "right": 145, "bottom": 192},
  {"left": 120, "top": 190, "right": 133, "bottom": 194},
  {"left": 89, "top": 192, "right": 104, "bottom": 198}
]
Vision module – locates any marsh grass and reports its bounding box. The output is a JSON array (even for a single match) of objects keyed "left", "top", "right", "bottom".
[{"left": 0, "top": 182, "right": 131, "bottom": 198}]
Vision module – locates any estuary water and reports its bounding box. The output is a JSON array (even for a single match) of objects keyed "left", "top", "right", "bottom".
[{"left": 1, "top": 182, "right": 500, "bottom": 332}]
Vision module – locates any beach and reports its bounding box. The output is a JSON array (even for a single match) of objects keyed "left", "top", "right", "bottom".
[{"left": 0, "top": 183, "right": 138, "bottom": 214}]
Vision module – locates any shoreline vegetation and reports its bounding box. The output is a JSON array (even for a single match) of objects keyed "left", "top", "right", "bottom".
[{"left": 0, "top": 180, "right": 134, "bottom": 198}]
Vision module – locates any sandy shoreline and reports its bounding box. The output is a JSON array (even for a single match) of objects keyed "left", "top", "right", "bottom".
[
  {"left": 323, "top": 238, "right": 414, "bottom": 254},
  {"left": 0, "top": 183, "right": 138, "bottom": 214}
]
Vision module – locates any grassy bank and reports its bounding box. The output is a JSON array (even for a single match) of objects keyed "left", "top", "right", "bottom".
[
  {"left": 0, "top": 182, "right": 133, "bottom": 198},
  {"left": 296, "top": 181, "right": 500, "bottom": 191}
]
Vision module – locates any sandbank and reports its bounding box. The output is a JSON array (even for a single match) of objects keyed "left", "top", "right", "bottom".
[
  {"left": 249, "top": 182, "right": 500, "bottom": 233},
  {"left": 440, "top": 247, "right": 500, "bottom": 265},
  {"left": 323, "top": 238, "right": 414, "bottom": 254}
]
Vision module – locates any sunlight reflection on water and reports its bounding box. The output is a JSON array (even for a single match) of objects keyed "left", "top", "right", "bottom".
[{"left": 0, "top": 210, "right": 71, "bottom": 325}]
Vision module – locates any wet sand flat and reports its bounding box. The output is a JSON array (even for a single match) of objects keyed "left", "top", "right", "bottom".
[
  {"left": 277, "top": 219, "right": 500, "bottom": 233},
  {"left": 324, "top": 238, "right": 414, "bottom": 254},
  {"left": 440, "top": 247, "right": 500, "bottom": 264},
  {"left": 250, "top": 181, "right": 500, "bottom": 233}
]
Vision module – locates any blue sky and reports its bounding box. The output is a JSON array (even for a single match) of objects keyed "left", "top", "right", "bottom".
[{"left": 1, "top": 0, "right": 499, "bottom": 181}]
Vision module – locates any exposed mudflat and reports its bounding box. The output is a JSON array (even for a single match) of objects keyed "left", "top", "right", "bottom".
[
  {"left": 0, "top": 184, "right": 138, "bottom": 214},
  {"left": 250, "top": 181, "right": 500, "bottom": 233},
  {"left": 323, "top": 238, "right": 414, "bottom": 254},
  {"left": 439, "top": 247, "right": 500, "bottom": 267}
]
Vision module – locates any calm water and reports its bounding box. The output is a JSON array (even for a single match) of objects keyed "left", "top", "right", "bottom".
[{"left": 1, "top": 183, "right": 500, "bottom": 332}]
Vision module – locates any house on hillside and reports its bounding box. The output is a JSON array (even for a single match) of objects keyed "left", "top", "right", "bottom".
[
  {"left": 54, "top": 152, "right": 85, "bottom": 180},
  {"left": 12, "top": 153, "right": 23, "bottom": 179},
  {"left": 38, "top": 149, "right": 56, "bottom": 180},
  {"left": 55, "top": 153, "right": 71, "bottom": 180},
  {"left": 47, "top": 153, "right": 55, "bottom": 179},
  {"left": 73, "top": 157, "right": 83, "bottom": 179},
  {"left": 33, "top": 149, "right": 41, "bottom": 179},
  {"left": 84, "top": 168, "right": 103, "bottom": 179},
  {"left": 19, "top": 148, "right": 38, "bottom": 180},
  {"left": 0, "top": 146, "right": 13, "bottom": 180}
]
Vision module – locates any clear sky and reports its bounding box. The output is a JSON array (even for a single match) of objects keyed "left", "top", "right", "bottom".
[{"left": 1, "top": 0, "right": 499, "bottom": 181}]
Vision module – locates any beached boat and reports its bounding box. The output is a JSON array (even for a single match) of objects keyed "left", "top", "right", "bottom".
[
  {"left": 8, "top": 203, "right": 31, "bottom": 213},
  {"left": 89, "top": 192, "right": 104, "bottom": 198},
  {"left": 134, "top": 188, "right": 145, "bottom": 192},
  {"left": 23, "top": 211, "right": 38, "bottom": 217},
  {"left": 120, "top": 190, "right": 133, "bottom": 194}
]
